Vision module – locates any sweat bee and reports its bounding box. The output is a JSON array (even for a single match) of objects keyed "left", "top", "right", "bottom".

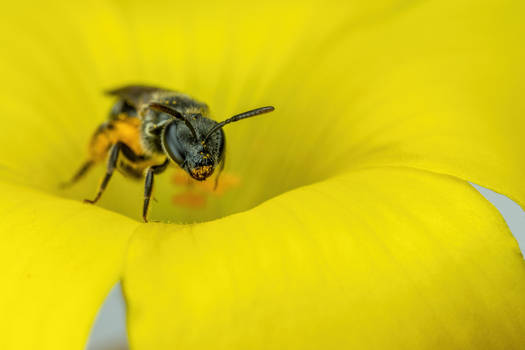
[{"left": 62, "top": 85, "right": 274, "bottom": 222}]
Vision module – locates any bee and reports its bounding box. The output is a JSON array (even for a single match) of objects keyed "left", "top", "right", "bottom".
[{"left": 62, "top": 85, "right": 274, "bottom": 222}]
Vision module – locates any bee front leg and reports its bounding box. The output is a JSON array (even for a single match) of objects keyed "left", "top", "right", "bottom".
[
  {"left": 214, "top": 154, "right": 226, "bottom": 191},
  {"left": 143, "top": 158, "right": 170, "bottom": 222},
  {"left": 84, "top": 142, "right": 122, "bottom": 205}
]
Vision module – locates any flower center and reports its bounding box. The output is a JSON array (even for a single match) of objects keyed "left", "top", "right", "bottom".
[
  {"left": 171, "top": 168, "right": 241, "bottom": 209},
  {"left": 12, "top": 78, "right": 356, "bottom": 224},
  {"left": 50, "top": 117, "right": 345, "bottom": 224}
]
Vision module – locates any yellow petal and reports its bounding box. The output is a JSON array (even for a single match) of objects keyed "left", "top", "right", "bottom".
[
  {"left": 123, "top": 168, "right": 525, "bottom": 349},
  {"left": 251, "top": 0, "right": 525, "bottom": 207},
  {"left": 0, "top": 181, "right": 138, "bottom": 349},
  {"left": 219, "top": 0, "right": 525, "bottom": 214},
  {"left": 331, "top": 0, "right": 525, "bottom": 208}
]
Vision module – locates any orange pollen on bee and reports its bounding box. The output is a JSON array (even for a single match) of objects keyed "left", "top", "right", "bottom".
[{"left": 191, "top": 165, "right": 213, "bottom": 178}]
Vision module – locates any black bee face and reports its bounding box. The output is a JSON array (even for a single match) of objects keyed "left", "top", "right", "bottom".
[{"left": 162, "top": 119, "right": 225, "bottom": 181}]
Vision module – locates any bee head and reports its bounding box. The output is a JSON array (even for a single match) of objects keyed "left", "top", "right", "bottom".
[
  {"left": 151, "top": 103, "right": 274, "bottom": 181},
  {"left": 161, "top": 117, "right": 224, "bottom": 181}
]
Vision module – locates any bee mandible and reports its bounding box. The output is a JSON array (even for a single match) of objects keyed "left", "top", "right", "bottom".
[{"left": 62, "top": 85, "right": 274, "bottom": 222}]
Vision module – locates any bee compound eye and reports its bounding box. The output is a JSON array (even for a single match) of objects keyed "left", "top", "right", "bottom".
[{"left": 162, "top": 122, "right": 185, "bottom": 165}]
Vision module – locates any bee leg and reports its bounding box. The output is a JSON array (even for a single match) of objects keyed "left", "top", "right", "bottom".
[
  {"left": 214, "top": 155, "right": 226, "bottom": 191},
  {"left": 143, "top": 158, "right": 170, "bottom": 223},
  {"left": 84, "top": 142, "right": 122, "bottom": 205},
  {"left": 59, "top": 160, "right": 94, "bottom": 189}
]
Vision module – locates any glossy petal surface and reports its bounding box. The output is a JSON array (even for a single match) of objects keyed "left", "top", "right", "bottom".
[
  {"left": 124, "top": 168, "right": 525, "bottom": 349},
  {"left": 0, "top": 182, "right": 137, "bottom": 349}
]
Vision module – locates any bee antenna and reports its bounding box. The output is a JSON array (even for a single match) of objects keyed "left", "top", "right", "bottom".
[
  {"left": 148, "top": 103, "right": 198, "bottom": 139},
  {"left": 205, "top": 106, "right": 275, "bottom": 141}
]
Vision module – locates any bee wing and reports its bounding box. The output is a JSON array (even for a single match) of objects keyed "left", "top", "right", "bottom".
[
  {"left": 106, "top": 85, "right": 210, "bottom": 119},
  {"left": 105, "top": 85, "right": 169, "bottom": 109}
]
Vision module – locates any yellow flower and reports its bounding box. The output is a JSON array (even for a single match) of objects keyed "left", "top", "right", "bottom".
[{"left": 1, "top": 0, "right": 525, "bottom": 349}]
